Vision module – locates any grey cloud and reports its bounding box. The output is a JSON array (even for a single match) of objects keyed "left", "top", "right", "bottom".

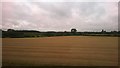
[{"left": 2, "top": 2, "right": 118, "bottom": 31}]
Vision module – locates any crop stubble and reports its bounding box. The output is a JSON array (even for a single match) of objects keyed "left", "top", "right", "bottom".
[{"left": 2, "top": 36, "right": 118, "bottom": 66}]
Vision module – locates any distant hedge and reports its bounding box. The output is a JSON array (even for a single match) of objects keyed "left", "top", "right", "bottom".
[{"left": 2, "top": 30, "right": 120, "bottom": 38}]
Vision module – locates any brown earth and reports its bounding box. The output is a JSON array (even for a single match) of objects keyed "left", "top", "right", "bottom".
[{"left": 2, "top": 36, "right": 118, "bottom": 66}]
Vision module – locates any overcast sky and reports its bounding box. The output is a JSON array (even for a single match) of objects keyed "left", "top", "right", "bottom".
[{"left": 2, "top": 2, "right": 118, "bottom": 32}]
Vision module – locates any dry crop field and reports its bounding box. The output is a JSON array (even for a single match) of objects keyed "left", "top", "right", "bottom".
[{"left": 2, "top": 36, "right": 118, "bottom": 66}]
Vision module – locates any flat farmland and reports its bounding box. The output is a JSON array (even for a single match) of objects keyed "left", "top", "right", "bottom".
[{"left": 2, "top": 36, "right": 118, "bottom": 66}]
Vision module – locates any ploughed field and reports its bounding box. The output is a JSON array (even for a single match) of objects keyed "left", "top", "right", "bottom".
[{"left": 2, "top": 36, "right": 118, "bottom": 66}]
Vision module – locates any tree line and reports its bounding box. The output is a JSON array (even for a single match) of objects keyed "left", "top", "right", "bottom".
[{"left": 1, "top": 29, "right": 120, "bottom": 38}]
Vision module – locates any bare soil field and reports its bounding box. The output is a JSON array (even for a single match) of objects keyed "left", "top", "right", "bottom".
[{"left": 2, "top": 36, "right": 118, "bottom": 66}]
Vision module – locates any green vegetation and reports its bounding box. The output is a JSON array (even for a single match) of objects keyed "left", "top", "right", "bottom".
[{"left": 1, "top": 29, "right": 120, "bottom": 38}]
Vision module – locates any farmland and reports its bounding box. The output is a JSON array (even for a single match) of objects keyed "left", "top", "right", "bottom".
[{"left": 2, "top": 36, "right": 118, "bottom": 66}]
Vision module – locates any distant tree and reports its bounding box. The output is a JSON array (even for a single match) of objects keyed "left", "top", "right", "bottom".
[
  {"left": 101, "top": 29, "right": 104, "bottom": 32},
  {"left": 7, "top": 29, "right": 15, "bottom": 32},
  {"left": 64, "top": 31, "right": 67, "bottom": 32},
  {"left": 71, "top": 28, "right": 77, "bottom": 33},
  {"left": 101, "top": 29, "right": 106, "bottom": 34},
  {"left": 111, "top": 31, "right": 118, "bottom": 35}
]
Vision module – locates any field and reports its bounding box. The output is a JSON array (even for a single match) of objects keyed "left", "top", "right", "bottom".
[{"left": 2, "top": 36, "right": 118, "bottom": 66}]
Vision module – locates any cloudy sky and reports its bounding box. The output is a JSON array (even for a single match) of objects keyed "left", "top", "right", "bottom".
[{"left": 2, "top": 1, "right": 118, "bottom": 32}]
